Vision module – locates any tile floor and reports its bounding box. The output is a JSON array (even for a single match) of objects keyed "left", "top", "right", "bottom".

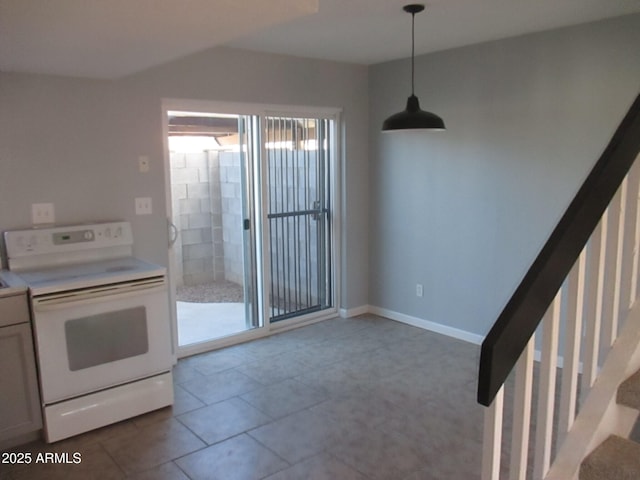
[{"left": 1, "top": 314, "right": 487, "bottom": 480}]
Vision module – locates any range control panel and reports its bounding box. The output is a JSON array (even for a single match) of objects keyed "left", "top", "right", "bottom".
[{"left": 4, "top": 222, "right": 133, "bottom": 258}]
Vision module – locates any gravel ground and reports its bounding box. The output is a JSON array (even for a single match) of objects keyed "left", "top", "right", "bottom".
[{"left": 176, "top": 281, "right": 244, "bottom": 303}]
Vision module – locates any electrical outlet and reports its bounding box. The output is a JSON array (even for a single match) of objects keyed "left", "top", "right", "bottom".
[
  {"left": 32, "top": 203, "right": 55, "bottom": 224},
  {"left": 135, "top": 197, "right": 153, "bottom": 215},
  {"left": 416, "top": 283, "right": 423, "bottom": 297},
  {"left": 138, "top": 155, "right": 150, "bottom": 173}
]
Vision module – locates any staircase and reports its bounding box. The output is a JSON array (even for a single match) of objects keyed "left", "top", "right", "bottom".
[
  {"left": 477, "top": 92, "right": 640, "bottom": 480},
  {"left": 580, "top": 371, "right": 640, "bottom": 480}
]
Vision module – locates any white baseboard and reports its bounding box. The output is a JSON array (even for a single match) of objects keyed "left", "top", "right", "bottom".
[
  {"left": 368, "top": 305, "right": 484, "bottom": 345},
  {"left": 533, "top": 349, "right": 580, "bottom": 371},
  {"left": 366, "top": 305, "right": 579, "bottom": 370},
  {"left": 339, "top": 305, "right": 371, "bottom": 318}
]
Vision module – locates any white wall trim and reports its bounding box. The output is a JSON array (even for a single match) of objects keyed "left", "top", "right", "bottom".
[
  {"left": 367, "top": 305, "right": 580, "bottom": 370},
  {"left": 532, "top": 349, "right": 579, "bottom": 371},
  {"left": 341, "top": 304, "right": 485, "bottom": 345},
  {"left": 340, "top": 305, "right": 370, "bottom": 318},
  {"left": 343, "top": 305, "right": 581, "bottom": 372},
  {"left": 369, "top": 305, "right": 485, "bottom": 345}
]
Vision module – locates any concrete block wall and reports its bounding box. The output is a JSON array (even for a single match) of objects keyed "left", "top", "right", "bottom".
[
  {"left": 219, "top": 152, "right": 245, "bottom": 285},
  {"left": 170, "top": 150, "right": 225, "bottom": 286},
  {"left": 169, "top": 147, "right": 325, "bottom": 307}
]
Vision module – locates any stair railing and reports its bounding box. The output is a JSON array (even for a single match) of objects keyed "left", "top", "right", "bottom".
[{"left": 477, "top": 93, "right": 640, "bottom": 480}]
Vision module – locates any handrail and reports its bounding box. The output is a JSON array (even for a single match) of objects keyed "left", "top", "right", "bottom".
[{"left": 478, "top": 92, "right": 640, "bottom": 407}]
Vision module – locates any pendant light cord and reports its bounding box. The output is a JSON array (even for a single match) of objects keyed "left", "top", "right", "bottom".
[{"left": 411, "top": 11, "right": 415, "bottom": 96}]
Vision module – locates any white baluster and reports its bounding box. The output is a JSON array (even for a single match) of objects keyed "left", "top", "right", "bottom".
[
  {"left": 615, "top": 176, "right": 634, "bottom": 332},
  {"left": 630, "top": 173, "right": 640, "bottom": 305},
  {"left": 533, "top": 291, "right": 561, "bottom": 480},
  {"left": 558, "top": 249, "right": 586, "bottom": 444},
  {"left": 582, "top": 217, "right": 606, "bottom": 400},
  {"left": 482, "top": 386, "right": 505, "bottom": 480},
  {"left": 620, "top": 161, "right": 640, "bottom": 315},
  {"left": 509, "top": 337, "right": 535, "bottom": 480},
  {"left": 602, "top": 185, "right": 624, "bottom": 349}
]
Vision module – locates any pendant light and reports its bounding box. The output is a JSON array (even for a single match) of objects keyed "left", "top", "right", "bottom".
[{"left": 382, "top": 4, "right": 445, "bottom": 132}]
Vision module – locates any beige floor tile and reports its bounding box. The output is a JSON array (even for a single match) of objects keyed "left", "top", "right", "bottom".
[
  {"left": 248, "top": 408, "right": 356, "bottom": 464},
  {"left": 240, "top": 379, "right": 328, "bottom": 418},
  {"left": 181, "top": 348, "right": 245, "bottom": 376},
  {"left": 172, "top": 362, "right": 205, "bottom": 385},
  {"left": 175, "top": 434, "right": 288, "bottom": 480},
  {"left": 293, "top": 362, "right": 373, "bottom": 397},
  {"left": 327, "top": 426, "right": 427, "bottom": 480},
  {"left": 310, "top": 389, "right": 405, "bottom": 428},
  {"left": 102, "top": 418, "right": 205, "bottom": 474},
  {"left": 4, "top": 315, "right": 488, "bottom": 480},
  {"left": 8, "top": 443, "right": 124, "bottom": 480},
  {"left": 176, "top": 397, "right": 271, "bottom": 445},
  {"left": 234, "top": 350, "right": 314, "bottom": 385},
  {"left": 125, "top": 461, "right": 190, "bottom": 480},
  {"left": 224, "top": 336, "right": 299, "bottom": 362},
  {"left": 179, "top": 369, "right": 262, "bottom": 405},
  {"left": 263, "top": 452, "right": 368, "bottom": 480}
]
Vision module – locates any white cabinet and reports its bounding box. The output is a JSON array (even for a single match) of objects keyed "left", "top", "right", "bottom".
[{"left": 0, "top": 291, "right": 42, "bottom": 447}]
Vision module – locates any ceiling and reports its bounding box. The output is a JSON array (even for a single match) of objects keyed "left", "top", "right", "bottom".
[
  {"left": 1, "top": 0, "right": 639, "bottom": 80},
  {"left": 0, "top": 0, "right": 318, "bottom": 79}
]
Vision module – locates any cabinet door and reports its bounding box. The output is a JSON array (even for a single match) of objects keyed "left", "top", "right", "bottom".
[
  {"left": 0, "top": 323, "right": 42, "bottom": 441},
  {"left": 0, "top": 293, "right": 30, "bottom": 328}
]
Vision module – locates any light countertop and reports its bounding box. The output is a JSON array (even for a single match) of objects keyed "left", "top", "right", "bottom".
[{"left": 0, "top": 270, "right": 28, "bottom": 298}]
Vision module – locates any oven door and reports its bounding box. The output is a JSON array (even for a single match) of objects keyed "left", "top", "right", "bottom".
[{"left": 31, "top": 277, "right": 172, "bottom": 404}]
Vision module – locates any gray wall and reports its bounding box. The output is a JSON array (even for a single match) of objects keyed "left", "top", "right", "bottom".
[
  {"left": 0, "top": 46, "right": 369, "bottom": 310},
  {"left": 368, "top": 14, "right": 640, "bottom": 336}
]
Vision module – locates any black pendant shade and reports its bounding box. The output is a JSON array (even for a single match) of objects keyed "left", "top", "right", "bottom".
[
  {"left": 382, "top": 94, "right": 445, "bottom": 131},
  {"left": 382, "top": 4, "right": 445, "bottom": 132}
]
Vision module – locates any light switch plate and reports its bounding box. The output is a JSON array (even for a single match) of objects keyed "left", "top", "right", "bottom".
[
  {"left": 32, "top": 203, "right": 55, "bottom": 224},
  {"left": 135, "top": 197, "right": 152, "bottom": 215}
]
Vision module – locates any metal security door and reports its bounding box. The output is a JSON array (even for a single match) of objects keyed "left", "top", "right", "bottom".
[{"left": 265, "top": 116, "right": 333, "bottom": 322}]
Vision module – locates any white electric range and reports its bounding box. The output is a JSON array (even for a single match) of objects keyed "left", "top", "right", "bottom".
[{"left": 4, "top": 221, "right": 174, "bottom": 442}]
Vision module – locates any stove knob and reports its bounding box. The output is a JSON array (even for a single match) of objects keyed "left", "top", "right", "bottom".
[{"left": 84, "top": 230, "right": 94, "bottom": 241}]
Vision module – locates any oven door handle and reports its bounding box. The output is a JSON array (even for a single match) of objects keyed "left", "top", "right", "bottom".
[
  {"left": 168, "top": 218, "right": 179, "bottom": 247},
  {"left": 32, "top": 279, "right": 166, "bottom": 311}
]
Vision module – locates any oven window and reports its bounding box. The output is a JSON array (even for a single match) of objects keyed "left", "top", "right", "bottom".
[{"left": 65, "top": 307, "right": 149, "bottom": 371}]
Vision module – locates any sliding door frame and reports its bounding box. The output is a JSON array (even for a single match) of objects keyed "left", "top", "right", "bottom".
[{"left": 162, "top": 99, "right": 342, "bottom": 356}]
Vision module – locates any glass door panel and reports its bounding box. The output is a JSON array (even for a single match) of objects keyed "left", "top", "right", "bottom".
[{"left": 167, "top": 111, "right": 260, "bottom": 351}]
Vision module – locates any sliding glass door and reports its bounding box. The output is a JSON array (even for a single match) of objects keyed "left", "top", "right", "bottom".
[
  {"left": 164, "top": 101, "right": 339, "bottom": 355},
  {"left": 166, "top": 111, "right": 260, "bottom": 354}
]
